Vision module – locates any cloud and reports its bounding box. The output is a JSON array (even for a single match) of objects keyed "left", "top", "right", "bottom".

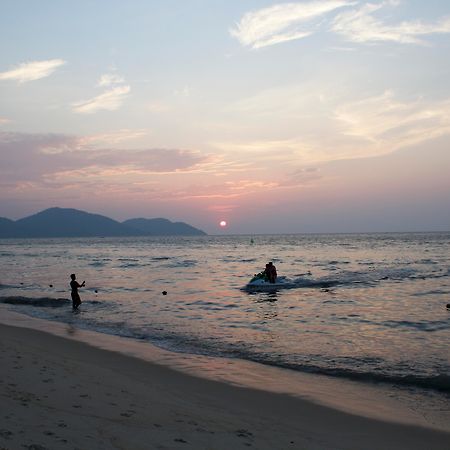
[
  {"left": 0, "top": 59, "right": 66, "bottom": 83},
  {"left": 0, "top": 117, "right": 12, "bottom": 125},
  {"left": 334, "top": 91, "right": 450, "bottom": 153},
  {"left": 97, "top": 73, "right": 125, "bottom": 87},
  {"left": 230, "top": 0, "right": 355, "bottom": 49},
  {"left": 231, "top": 1, "right": 450, "bottom": 49},
  {"left": 72, "top": 85, "right": 130, "bottom": 114},
  {"left": 89, "top": 148, "right": 207, "bottom": 173},
  {"left": 332, "top": 1, "right": 450, "bottom": 44},
  {"left": 79, "top": 129, "right": 149, "bottom": 146},
  {"left": 157, "top": 179, "right": 281, "bottom": 202},
  {"left": 0, "top": 132, "right": 209, "bottom": 192},
  {"left": 173, "top": 86, "right": 191, "bottom": 97},
  {"left": 219, "top": 82, "right": 450, "bottom": 165},
  {"left": 0, "top": 132, "right": 299, "bottom": 207},
  {"left": 147, "top": 101, "right": 171, "bottom": 113},
  {"left": 74, "top": 70, "right": 130, "bottom": 114}
]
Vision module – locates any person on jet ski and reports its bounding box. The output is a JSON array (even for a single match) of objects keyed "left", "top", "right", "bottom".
[{"left": 264, "top": 261, "right": 277, "bottom": 283}]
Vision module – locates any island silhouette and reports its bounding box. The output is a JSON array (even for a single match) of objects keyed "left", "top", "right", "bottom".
[{"left": 0, "top": 207, "right": 206, "bottom": 238}]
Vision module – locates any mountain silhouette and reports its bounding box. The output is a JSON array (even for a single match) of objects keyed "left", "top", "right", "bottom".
[
  {"left": 123, "top": 218, "right": 206, "bottom": 236},
  {"left": 0, "top": 217, "right": 18, "bottom": 238},
  {"left": 0, "top": 207, "right": 206, "bottom": 238}
]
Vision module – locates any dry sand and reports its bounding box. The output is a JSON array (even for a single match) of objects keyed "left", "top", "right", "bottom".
[{"left": 0, "top": 322, "right": 449, "bottom": 450}]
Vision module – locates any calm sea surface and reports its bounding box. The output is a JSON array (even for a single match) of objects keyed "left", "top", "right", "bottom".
[{"left": 1, "top": 233, "right": 449, "bottom": 393}]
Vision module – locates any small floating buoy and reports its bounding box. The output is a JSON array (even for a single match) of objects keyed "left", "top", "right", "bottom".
[
  {"left": 162, "top": 291, "right": 167, "bottom": 295},
  {"left": 49, "top": 284, "right": 53, "bottom": 288},
  {"left": 94, "top": 290, "right": 98, "bottom": 293},
  {"left": 446, "top": 303, "right": 450, "bottom": 310}
]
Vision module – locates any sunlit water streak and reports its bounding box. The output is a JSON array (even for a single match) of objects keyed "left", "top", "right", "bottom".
[{"left": 1, "top": 233, "right": 449, "bottom": 393}]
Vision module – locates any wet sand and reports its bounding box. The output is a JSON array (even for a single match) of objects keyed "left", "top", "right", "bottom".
[{"left": 1, "top": 322, "right": 449, "bottom": 450}]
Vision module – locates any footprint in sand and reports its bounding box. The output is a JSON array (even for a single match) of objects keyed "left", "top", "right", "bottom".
[
  {"left": 196, "top": 427, "right": 215, "bottom": 434},
  {"left": 236, "top": 429, "right": 254, "bottom": 439},
  {"left": 0, "top": 429, "right": 13, "bottom": 439}
]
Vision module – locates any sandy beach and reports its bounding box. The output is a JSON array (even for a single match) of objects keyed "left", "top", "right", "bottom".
[{"left": 0, "top": 321, "right": 448, "bottom": 450}]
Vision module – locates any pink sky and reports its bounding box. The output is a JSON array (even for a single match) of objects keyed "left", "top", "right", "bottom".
[{"left": 1, "top": 1, "right": 450, "bottom": 233}]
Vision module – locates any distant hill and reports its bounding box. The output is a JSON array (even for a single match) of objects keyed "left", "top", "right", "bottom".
[
  {"left": 123, "top": 218, "right": 206, "bottom": 236},
  {"left": 0, "top": 217, "right": 19, "bottom": 238},
  {"left": 0, "top": 207, "right": 206, "bottom": 238}
]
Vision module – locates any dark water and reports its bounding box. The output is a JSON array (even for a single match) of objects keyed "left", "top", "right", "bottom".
[{"left": 1, "top": 233, "right": 449, "bottom": 392}]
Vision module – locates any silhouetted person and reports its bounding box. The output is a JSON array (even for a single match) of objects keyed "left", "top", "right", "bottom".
[
  {"left": 70, "top": 273, "right": 85, "bottom": 310},
  {"left": 265, "top": 262, "right": 277, "bottom": 283}
]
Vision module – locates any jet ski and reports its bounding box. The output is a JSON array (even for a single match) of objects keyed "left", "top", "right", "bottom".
[{"left": 244, "top": 271, "right": 295, "bottom": 291}]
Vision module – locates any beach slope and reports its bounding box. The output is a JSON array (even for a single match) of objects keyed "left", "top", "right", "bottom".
[{"left": 0, "top": 323, "right": 448, "bottom": 450}]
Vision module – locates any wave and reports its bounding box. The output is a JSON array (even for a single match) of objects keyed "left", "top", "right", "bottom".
[
  {"left": 0, "top": 296, "right": 69, "bottom": 307},
  {"left": 3, "top": 294, "right": 449, "bottom": 394},
  {"left": 164, "top": 259, "right": 198, "bottom": 268},
  {"left": 0, "top": 296, "right": 103, "bottom": 308},
  {"left": 89, "top": 261, "right": 106, "bottom": 267},
  {"left": 244, "top": 356, "right": 450, "bottom": 393},
  {"left": 244, "top": 265, "right": 448, "bottom": 291},
  {"left": 22, "top": 309, "right": 447, "bottom": 393},
  {"left": 105, "top": 323, "right": 450, "bottom": 393},
  {"left": 381, "top": 319, "right": 449, "bottom": 332}
]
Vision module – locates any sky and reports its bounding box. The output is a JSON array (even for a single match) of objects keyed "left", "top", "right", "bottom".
[{"left": 1, "top": 0, "right": 449, "bottom": 234}]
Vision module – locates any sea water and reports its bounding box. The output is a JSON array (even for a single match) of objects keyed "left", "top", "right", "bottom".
[{"left": 1, "top": 233, "right": 449, "bottom": 397}]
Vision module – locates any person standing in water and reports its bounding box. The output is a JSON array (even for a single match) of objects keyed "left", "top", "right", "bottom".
[{"left": 70, "top": 274, "right": 85, "bottom": 310}]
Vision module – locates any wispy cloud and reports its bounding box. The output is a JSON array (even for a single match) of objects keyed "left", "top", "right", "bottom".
[
  {"left": 97, "top": 73, "right": 125, "bottom": 87},
  {"left": 230, "top": 0, "right": 355, "bottom": 49},
  {"left": 232, "top": 1, "right": 450, "bottom": 48},
  {"left": 147, "top": 101, "right": 171, "bottom": 113},
  {"left": 80, "top": 129, "right": 149, "bottom": 146},
  {"left": 0, "top": 59, "right": 66, "bottom": 83},
  {"left": 74, "top": 70, "right": 129, "bottom": 114},
  {"left": 219, "top": 82, "right": 450, "bottom": 164},
  {"left": 332, "top": 1, "right": 450, "bottom": 44},
  {"left": 73, "top": 85, "right": 130, "bottom": 114},
  {"left": 334, "top": 91, "right": 450, "bottom": 153},
  {"left": 173, "top": 86, "right": 191, "bottom": 97}
]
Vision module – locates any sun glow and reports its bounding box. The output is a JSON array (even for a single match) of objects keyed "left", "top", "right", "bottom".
[{"left": 219, "top": 220, "right": 227, "bottom": 227}]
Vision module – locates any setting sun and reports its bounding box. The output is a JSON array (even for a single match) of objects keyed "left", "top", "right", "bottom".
[{"left": 219, "top": 220, "right": 227, "bottom": 227}]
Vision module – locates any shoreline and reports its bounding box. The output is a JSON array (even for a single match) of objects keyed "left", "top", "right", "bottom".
[
  {"left": 1, "top": 310, "right": 449, "bottom": 449},
  {"left": 1, "top": 305, "right": 449, "bottom": 431}
]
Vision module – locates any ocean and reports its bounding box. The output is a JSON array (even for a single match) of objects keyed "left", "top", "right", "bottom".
[{"left": 1, "top": 233, "right": 449, "bottom": 397}]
